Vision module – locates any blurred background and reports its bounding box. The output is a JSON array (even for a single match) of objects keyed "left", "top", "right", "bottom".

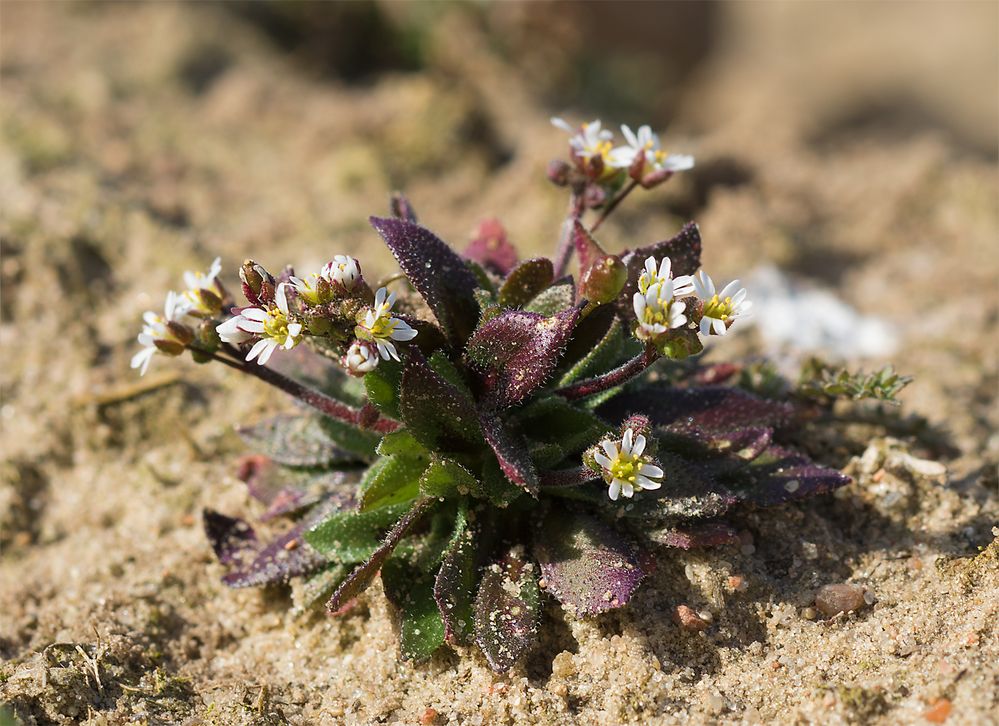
[{"left": 1, "top": 2, "right": 997, "bottom": 723}]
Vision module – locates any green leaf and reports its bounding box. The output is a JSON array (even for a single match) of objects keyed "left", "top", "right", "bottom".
[
  {"left": 359, "top": 455, "right": 428, "bottom": 511},
  {"left": 420, "top": 456, "right": 478, "bottom": 498},
  {"left": 473, "top": 548, "right": 540, "bottom": 672},
  {"left": 364, "top": 359, "right": 403, "bottom": 419},
  {"left": 558, "top": 316, "right": 625, "bottom": 386},
  {"left": 498, "top": 257, "right": 554, "bottom": 308},
  {"left": 376, "top": 429, "right": 428, "bottom": 458},
  {"left": 317, "top": 416, "right": 380, "bottom": 459},
  {"left": 478, "top": 458, "right": 525, "bottom": 508},
  {"left": 515, "top": 396, "right": 607, "bottom": 455},
  {"left": 324, "top": 498, "right": 436, "bottom": 611},
  {"left": 304, "top": 500, "right": 412, "bottom": 562},
  {"left": 382, "top": 556, "right": 447, "bottom": 662},
  {"left": 529, "top": 441, "right": 566, "bottom": 468},
  {"left": 428, "top": 350, "right": 473, "bottom": 395},
  {"left": 523, "top": 280, "right": 575, "bottom": 315}
]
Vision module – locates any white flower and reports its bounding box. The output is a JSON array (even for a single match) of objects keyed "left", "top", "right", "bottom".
[
  {"left": 592, "top": 427, "right": 664, "bottom": 501},
  {"left": 692, "top": 270, "right": 752, "bottom": 336},
  {"left": 343, "top": 341, "right": 379, "bottom": 375},
  {"left": 358, "top": 286, "right": 418, "bottom": 361},
  {"left": 608, "top": 124, "right": 695, "bottom": 173},
  {"left": 217, "top": 283, "right": 303, "bottom": 365},
  {"left": 637, "top": 255, "right": 695, "bottom": 297},
  {"left": 181, "top": 257, "right": 225, "bottom": 316},
  {"left": 322, "top": 255, "right": 361, "bottom": 291},
  {"left": 633, "top": 278, "right": 688, "bottom": 340},
  {"left": 130, "top": 291, "right": 194, "bottom": 376},
  {"left": 551, "top": 117, "right": 615, "bottom": 164}
]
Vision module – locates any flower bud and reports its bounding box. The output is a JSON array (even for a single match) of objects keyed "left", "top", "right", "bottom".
[
  {"left": 342, "top": 340, "right": 379, "bottom": 376},
  {"left": 579, "top": 254, "right": 627, "bottom": 305},
  {"left": 240, "top": 259, "right": 274, "bottom": 307},
  {"left": 655, "top": 328, "right": 703, "bottom": 360},
  {"left": 546, "top": 159, "right": 571, "bottom": 186}
]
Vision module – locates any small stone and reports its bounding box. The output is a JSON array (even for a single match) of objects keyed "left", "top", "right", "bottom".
[
  {"left": 551, "top": 651, "right": 575, "bottom": 678},
  {"left": 727, "top": 575, "right": 749, "bottom": 592},
  {"left": 673, "top": 604, "right": 710, "bottom": 631},
  {"left": 922, "top": 698, "right": 952, "bottom": 724},
  {"left": 802, "top": 607, "right": 818, "bottom": 621},
  {"left": 420, "top": 707, "right": 440, "bottom": 725},
  {"left": 815, "top": 584, "right": 868, "bottom": 617}
]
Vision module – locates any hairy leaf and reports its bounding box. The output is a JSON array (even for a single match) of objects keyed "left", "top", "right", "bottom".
[
  {"left": 267, "top": 345, "right": 368, "bottom": 406},
  {"left": 370, "top": 216, "right": 480, "bottom": 344},
  {"left": 534, "top": 509, "right": 645, "bottom": 615},
  {"left": 463, "top": 217, "right": 518, "bottom": 276},
  {"left": 732, "top": 447, "right": 851, "bottom": 506},
  {"left": 304, "top": 500, "right": 412, "bottom": 562},
  {"left": 465, "top": 305, "right": 583, "bottom": 410},
  {"left": 359, "top": 455, "right": 427, "bottom": 511},
  {"left": 376, "top": 429, "right": 428, "bottom": 458},
  {"left": 479, "top": 458, "right": 527, "bottom": 507},
  {"left": 236, "top": 455, "right": 355, "bottom": 521},
  {"left": 203, "top": 510, "right": 256, "bottom": 567},
  {"left": 400, "top": 351, "right": 482, "bottom": 451},
  {"left": 515, "top": 396, "right": 606, "bottom": 457},
  {"left": 480, "top": 412, "right": 539, "bottom": 495},
  {"left": 434, "top": 512, "right": 479, "bottom": 644},
  {"left": 620, "top": 222, "right": 701, "bottom": 299},
  {"left": 558, "top": 312, "right": 625, "bottom": 386},
  {"left": 420, "top": 456, "right": 478, "bottom": 498},
  {"left": 474, "top": 549, "right": 540, "bottom": 672},
  {"left": 325, "top": 498, "right": 436, "bottom": 612},
  {"left": 236, "top": 414, "right": 359, "bottom": 467},
  {"left": 523, "top": 279, "right": 575, "bottom": 315},
  {"left": 498, "top": 257, "right": 555, "bottom": 309}
]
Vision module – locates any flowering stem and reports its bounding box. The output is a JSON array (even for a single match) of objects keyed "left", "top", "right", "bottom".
[
  {"left": 207, "top": 349, "right": 401, "bottom": 433},
  {"left": 552, "top": 193, "right": 585, "bottom": 278},
  {"left": 555, "top": 345, "right": 659, "bottom": 401},
  {"left": 590, "top": 179, "right": 638, "bottom": 233},
  {"left": 539, "top": 466, "right": 599, "bottom": 488}
]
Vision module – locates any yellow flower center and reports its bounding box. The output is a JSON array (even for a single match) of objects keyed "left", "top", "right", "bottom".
[
  {"left": 609, "top": 451, "right": 641, "bottom": 484},
  {"left": 263, "top": 309, "right": 292, "bottom": 343},
  {"left": 703, "top": 294, "right": 733, "bottom": 321},
  {"left": 367, "top": 311, "right": 400, "bottom": 341},
  {"left": 643, "top": 303, "right": 672, "bottom": 327}
]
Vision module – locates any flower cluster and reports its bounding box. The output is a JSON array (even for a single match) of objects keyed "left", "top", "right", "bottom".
[
  {"left": 550, "top": 118, "right": 694, "bottom": 192},
  {"left": 132, "top": 254, "right": 420, "bottom": 376}
]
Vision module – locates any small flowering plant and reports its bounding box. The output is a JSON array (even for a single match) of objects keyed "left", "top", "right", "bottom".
[{"left": 133, "top": 119, "right": 901, "bottom": 672}]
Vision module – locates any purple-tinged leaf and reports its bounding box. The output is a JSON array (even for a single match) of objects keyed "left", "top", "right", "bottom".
[
  {"left": 658, "top": 425, "right": 773, "bottom": 463},
  {"left": 326, "top": 497, "right": 435, "bottom": 612},
  {"left": 648, "top": 522, "right": 740, "bottom": 550},
  {"left": 533, "top": 510, "right": 645, "bottom": 615},
  {"left": 600, "top": 386, "right": 793, "bottom": 433},
  {"left": 264, "top": 345, "right": 367, "bottom": 406},
  {"left": 616, "top": 222, "right": 701, "bottom": 314},
  {"left": 479, "top": 412, "right": 539, "bottom": 495},
  {"left": 734, "top": 449, "right": 851, "bottom": 507},
  {"left": 523, "top": 278, "right": 575, "bottom": 315},
  {"left": 474, "top": 549, "right": 540, "bottom": 672},
  {"left": 464, "top": 217, "right": 518, "bottom": 276},
  {"left": 465, "top": 305, "right": 583, "bottom": 410},
  {"left": 236, "top": 414, "right": 359, "bottom": 467},
  {"left": 498, "top": 257, "right": 554, "bottom": 309},
  {"left": 370, "top": 216, "right": 480, "bottom": 344},
  {"left": 204, "top": 511, "right": 257, "bottom": 567},
  {"left": 400, "top": 351, "right": 481, "bottom": 451},
  {"left": 204, "top": 499, "right": 343, "bottom": 588}
]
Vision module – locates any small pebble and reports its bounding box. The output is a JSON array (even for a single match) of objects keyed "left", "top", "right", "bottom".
[
  {"left": 802, "top": 607, "right": 818, "bottom": 621},
  {"left": 551, "top": 651, "right": 575, "bottom": 678},
  {"left": 815, "top": 584, "right": 868, "bottom": 617},
  {"left": 923, "top": 698, "right": 952, "bottom": 724},
  {"left": 673, "top": 605, "right": 710, "bottom": 631},
  {"left": 420, "top": 707, "right": 439, "bottom": 725}
]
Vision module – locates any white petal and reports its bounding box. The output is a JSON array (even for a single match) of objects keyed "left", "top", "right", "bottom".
[
  {"left": 732, "top": 288, "right": 748, "bottom": 305},
  {"left": 256, "top": 340, "right": 277, "bottom": 365},
  {"left": 664, "top": 154, "right": 695, "bottom": 171},
  {"left": 374, "top": 287, "right": 387, "bottom": 307},
  {"left": 712, "top": 318, "right": 728, "bottom": 336},
  {"left": 636, "top": 476, "right": 661, "bottom": 491},
  {"left": 640, "top": 463, "right": 664, "bottom": 478},
  {"left": 700, "top": 317, "right": 713, "bottom": 337},
  {"left": 621, "top": 124, "right": 639, "bottom": 149},
  {"left": 551, "top": 117, "right": 574, "bottom": 133},
  {"left": 633, "top": 292, "right": 647, "bottom": 320},
  {"left": 275, "top": 283, "right": 289, "bottom": 314},
  {"left": 241, "top": 307, "right": 267, "bottom": 322},
  {"left": 287, "top": 322, "right": 303, "bottom": 338},
  {"left": 632, "top": 434, "right": 646, "bottom": 457},
  {"left": 389, "top": 320, "right": 418, "bottom": 341},
  {"left": 694, "top": 270, "right": 714, "bottom": 298},
  {"left": 593, "top": 453, "right": 613, "bottom": 470},
  {"left": 719, "top": 280, "right": 741, "bottom": 300},
  {"left": 240, "top": 319, "right": 266, "bottom": 334},
  {"left": 621, "top": 428, "right": 634, "bottom": 454},
  {"left": 608, "top": 480, "right": 621, "bottom": 501},
  {"left": 130, "top": 347, "right": 155, "bottom": 373},
  {"left": 621, "top": 482, "right": 635, "bottom": 498},
  {"left": 246, "top": 338, "right": 269, "bottom": 362},
  {"left": 673, "top": 275, "right": 695, "bottom": 296},
  {"left": 601, "top": 440, "right": 618, "bottom": 459}
]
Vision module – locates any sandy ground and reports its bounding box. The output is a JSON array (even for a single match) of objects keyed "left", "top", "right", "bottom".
[{"left": 1, "top": 2, "right": 997, "bottom": 724}]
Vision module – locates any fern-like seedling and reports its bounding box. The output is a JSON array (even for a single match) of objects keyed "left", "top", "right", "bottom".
[{"left": 133, "top": 119, "right": 888, "bottom": 671}]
